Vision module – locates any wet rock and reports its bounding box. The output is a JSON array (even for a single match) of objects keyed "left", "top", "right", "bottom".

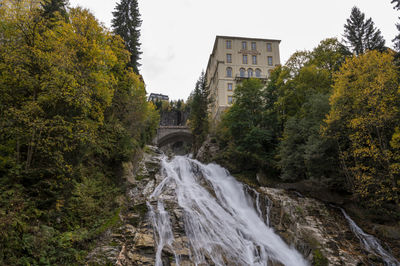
[
  {"left": 260, "top": 187, "right": 366, "bottom": 265},
  {"left": 373, "top": 224, "right": 400, "bottom": 240},
  {"left": 88, "top": 145, "right": 398, "bottom": 265}
]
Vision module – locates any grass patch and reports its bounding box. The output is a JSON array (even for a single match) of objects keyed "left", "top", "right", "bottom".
[
  {"left": 92, "top": 207, "right": 122, "bottom": 237},
  {"left": 313, "top": 249, "right": 328, "bottom": 266}
]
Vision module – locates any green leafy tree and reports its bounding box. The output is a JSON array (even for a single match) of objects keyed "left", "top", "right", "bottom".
[
  {"left": 279, "top": 93, "right": 341, "bottom": 182},
  {"left": 308, "top": 38, "right": 350, "bottom": 72},
  {"left": 112, "top": 0, "right": 142, "bottom": 73},
  {"left": 276, "top": 65, "right": 337, "bottom": 182},
  {"left": 285, "top": 50, "right": 312, "bottom": 76},
  {"left": 343, "top": 6, "right": 385, "bottom": 55},
  {"left": 218, "top": 79, "right": 279, "bottom": 174},
  {"left": 275, "top": 39, "right": 348, "bottom": 183}
]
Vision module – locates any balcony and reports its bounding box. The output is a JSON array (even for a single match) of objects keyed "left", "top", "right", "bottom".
[{"left": 235, "top": 74, "right": 268, "bottom": 82}]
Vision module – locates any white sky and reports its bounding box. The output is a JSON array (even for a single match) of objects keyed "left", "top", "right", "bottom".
[{"left": 69, "top": 0, "right": 399, "bottom": 101}]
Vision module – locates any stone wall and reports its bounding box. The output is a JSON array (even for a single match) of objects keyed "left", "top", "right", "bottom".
[{"left": 160, "top": 110, "right": 189, "bottom": 126}]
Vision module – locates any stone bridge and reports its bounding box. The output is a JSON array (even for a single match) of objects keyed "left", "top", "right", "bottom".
[{"left": 153, "top": 126, "right": 192, "bottom": 147}]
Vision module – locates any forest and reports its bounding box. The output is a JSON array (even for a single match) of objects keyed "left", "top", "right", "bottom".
[{"left": 0, "top": 0, "right": 159, "bottom": 264}]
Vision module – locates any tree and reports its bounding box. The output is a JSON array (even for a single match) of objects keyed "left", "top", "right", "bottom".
[
  {"left": 392, "top": 0, "right": 400, "bottom": 10},
  {"left": 391, "top": 0, "right": 400, "bottom": 52},
  {"left": 218, "top": 79, "right": 278, "bottom": 174},
  {"left": 324, "top": 50, "right": 400, "bottom": 210},
  {"left": 308, "top": 38, "right": 350, "bottom": 72},
  {"left": 275, "top": 38, "right": 348, "bottom": 184},
  {"left": 279, "top": 93, "right": 341, "bottom": 182},
  {"left": 188, "top": 71, "right": 209, "bottom": 152},
  {"left": 0, "top": 3, "right": 159, "bottom": 263},
  {"left": 41, "top": 0, "right": 69, "bottom": 22},
  {"left": 112, "top": 0, "right": 142, "bottom": 73},
  {"left": 343, "top": 6, "right": 385, "bottom": 55}
]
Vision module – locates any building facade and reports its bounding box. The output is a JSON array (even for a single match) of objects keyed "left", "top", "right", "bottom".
[
  {"left": 148, "top": 93, "right": 169, "bottom": 102},
  {"left": 205, "top": 36, "right": 281, "bottom": 120}
]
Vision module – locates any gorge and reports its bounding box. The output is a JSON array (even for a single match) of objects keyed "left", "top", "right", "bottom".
[{"left": 87, "top": 146, "right": 400, "bottom": 265}]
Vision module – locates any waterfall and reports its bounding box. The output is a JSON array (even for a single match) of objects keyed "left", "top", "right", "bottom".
[
  {"left": 146, "top": 201, "right": 179, "bottom": 266},
  {"left": 244, "top": 184, "right": 272, "bottom": 227},
  {"left": 341, "top": 208, "right": 400, "bottom": 266},
  {"left": 147, "top": 155, "right": 308, "bottom": 266}
]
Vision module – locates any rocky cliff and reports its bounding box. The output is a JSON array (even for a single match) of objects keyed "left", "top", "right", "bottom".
[{"left": 86, "top": 146, "right": 399, "bottom": 265}]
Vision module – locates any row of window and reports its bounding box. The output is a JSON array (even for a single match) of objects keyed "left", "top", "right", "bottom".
[
  {"left": 226, "top": 40, "right": 273, "bottom": 52},
  {"left": 226, "top": 67, "right": 263, "bottom": 78},
  {"left": 226, "top": 54, "right": 273, "bottom": 65}
]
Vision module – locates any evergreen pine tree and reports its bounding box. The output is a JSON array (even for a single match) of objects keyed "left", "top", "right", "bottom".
[
  {"left": 189, "top": 71, "right": 210, "bottom": 152},
  {"left": 343, "top": 6, "right": 385, "bottom": 55},
  {"left": 112, "top": 0, "right": 142, "bottom": 73},
  {"left": 41, "top": 0, "right": 69, "bottom": 22},
  {"left": 391, "top": 0, "right": 400, "bottom": 51},
  {"left": 392, "top": 0, "right": 400, "bottom": 10}
]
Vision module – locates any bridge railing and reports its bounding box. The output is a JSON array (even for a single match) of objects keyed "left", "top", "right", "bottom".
[{"left": 158, "top": 126, "right": 190, "bottom": 129}]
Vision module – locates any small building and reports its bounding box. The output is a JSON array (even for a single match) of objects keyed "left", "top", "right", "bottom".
[
  {"left": 148, "top": 93, "right": 169, "bottom": 102},
  {"left": 205, "top": 35, "right": 281, "bottom": 120}
]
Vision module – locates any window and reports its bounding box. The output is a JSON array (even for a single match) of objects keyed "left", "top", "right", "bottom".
[
  {"left": 255, "top": 68, "right": 261, "bottom": 78},
  {"left": 252, "top": 55, "right": 257, "bottom": 65},
  {"left": 242, "top": 41, "right": 247, "bottom": 50},
  {"left": 248, "top": 68, "right": 253, "bottom": 77},
  {"left": 226, "top": 40, "right": 232, "bottom": 49},
  {"left": 226, "top": 54, "right": 232, "bottom": 63},
  {"left": 240, "top": 68, "right": 245, "bottom": 77},
  {"left": 243, "top": 55, "right": 248, "bottom": 64},
  {"left": 268, "top": 56, "right": 273, "bottom": 66},
  {"left": 226, "top": 67, "right": 232, "bottom": 77},
  {"left": 228, "top": 83, "right": 233, "bottom": 91},
  {"left": 267, "top": 43, "right": 272, "bottom": 52},
  {"left": 228, "top": 96, "right": 233, "bottom": 104},
  {"left": 251, "top": 42, "right": 256, "bottom": 50}
]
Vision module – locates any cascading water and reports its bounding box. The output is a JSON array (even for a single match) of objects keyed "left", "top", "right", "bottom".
[
  {"left": 341, "top": 208, "right": 400, "bottom": 266},
  {"left": 146, "top": 201, "right": 179, "bottom": 266},
  {"left": 244, "top": 184, "right": 272, "bottom": 227},
  {"left": 147, "top": 155, "right": 308, "bottom": 266}
]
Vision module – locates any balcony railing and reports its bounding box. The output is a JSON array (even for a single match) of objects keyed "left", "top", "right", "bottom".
[{"left": 235, "top": 74, "right": 268, "bottom": 81}]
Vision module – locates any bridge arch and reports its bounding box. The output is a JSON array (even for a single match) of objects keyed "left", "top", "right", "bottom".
[{"left": 153, "top": 126, "right": 193, "bottom": 148}]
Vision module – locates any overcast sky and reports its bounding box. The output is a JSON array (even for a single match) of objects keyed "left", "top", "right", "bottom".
[{"left": 69, "top": 0, "right": 399, "bottom": 101}]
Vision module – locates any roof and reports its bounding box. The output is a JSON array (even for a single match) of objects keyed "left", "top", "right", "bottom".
[
  {"left": 148, "top": 93, "right": 169, "bottom": 101},
  {"left": 216, "top": 35, "right": 281, "bottom": 43},
  {"left": 149, "top": 93, "right": 169, "bottom": 97}
]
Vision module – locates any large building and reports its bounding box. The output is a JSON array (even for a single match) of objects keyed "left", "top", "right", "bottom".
[
  {"left": 205, "top": 36, "right": 281, "bottom": 119},
  {"left": 148, "top": 93, "right": 169, "bottom": 102}
]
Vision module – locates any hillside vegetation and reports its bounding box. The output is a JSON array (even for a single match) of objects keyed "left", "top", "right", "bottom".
[{"left": 0, "top": 1, "right": 158, "bottom": 264}]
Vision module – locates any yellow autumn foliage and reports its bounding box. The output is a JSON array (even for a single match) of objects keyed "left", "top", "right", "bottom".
[{"left": 325, "top": 50, "right": 400, "bottom": 209}]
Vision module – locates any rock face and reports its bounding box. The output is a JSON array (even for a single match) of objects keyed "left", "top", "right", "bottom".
[
  {"left": 86, "top": 146, "right": 161, "bottom": 265},
  {"left": 259, "top": 187, "right": 400, "bottom": 265},
  {"left": 195, "top": 136, "right": 219, "bottom": 163},
  {"left": 259, "top": 188, "right": 367, "bottom": 265},
  {"left": 87, "top": 146, "right": 399, "bottom": 265},
  {"left": 86, "top": 146, "right": 195, "bottom": 265}
]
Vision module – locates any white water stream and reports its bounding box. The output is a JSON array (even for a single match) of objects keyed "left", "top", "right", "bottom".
[
  {"left": 341, "top": 209, "right": 400, "bottom": 266},
  {"left": 147, "top": 155, "right": 308, "bottom": 266}
]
